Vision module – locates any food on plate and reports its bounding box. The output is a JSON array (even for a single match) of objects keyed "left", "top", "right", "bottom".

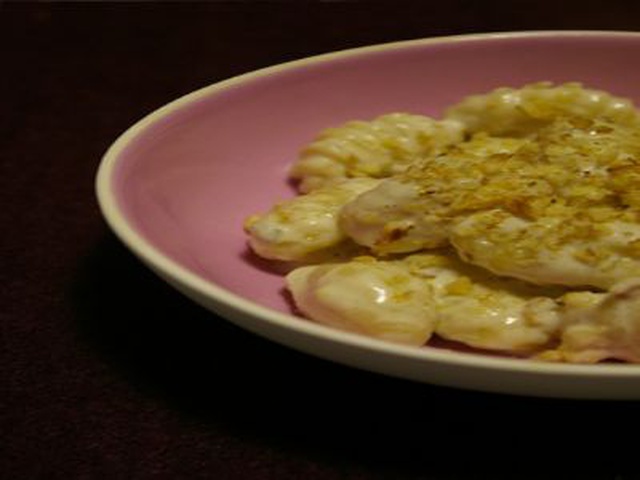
[
  {"left": 540, "top": 280, "right": 640, "bottom": 363},
  {"left": 451, "top": 210, "right": 640, "bottom": 290},
  {"left": 244, "top": 177, "right": 380, "bottom": 262},
  {"left": 444, "top": 81, "right": 640, "bottom": 137},
  {"left": 287, "top": 253, "right": 564, "bottom": 352},
  {"left": 286, "top": 255, "right": 438, "bottom": 346},
  {"left": 244, "top": 82, "right": 640, "bottom": 363},
  {"left": 342, "top": 116, "right": 640, "bottom": 288},
  {"left": 289, "top": 113, "right": 464, "bottom": 192},
  {"left": 340, "top": 134, "right": 528, "bottom": 254}
]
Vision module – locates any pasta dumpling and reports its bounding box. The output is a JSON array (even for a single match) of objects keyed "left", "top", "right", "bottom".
[{"left": 289, "top": 113, "right": 464, "bottom": 192}]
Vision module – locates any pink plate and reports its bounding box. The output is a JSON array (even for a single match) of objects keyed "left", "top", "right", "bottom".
[{"left": 97, "top": 31, "right": 640, "bottom": 399}]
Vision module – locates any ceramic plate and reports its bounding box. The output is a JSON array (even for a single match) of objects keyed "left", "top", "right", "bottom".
[{"left": 96, "top": 31, "right": 640, "bottom": 399}]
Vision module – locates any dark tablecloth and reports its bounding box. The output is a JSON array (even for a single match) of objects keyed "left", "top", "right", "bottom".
[{"left": 4, "top": 2, "right": 640, "bottom": 479}]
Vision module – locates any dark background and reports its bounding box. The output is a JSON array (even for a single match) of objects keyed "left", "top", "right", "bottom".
[{"left": 3, "top": 2, "right": 640, "bottom": 479}]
